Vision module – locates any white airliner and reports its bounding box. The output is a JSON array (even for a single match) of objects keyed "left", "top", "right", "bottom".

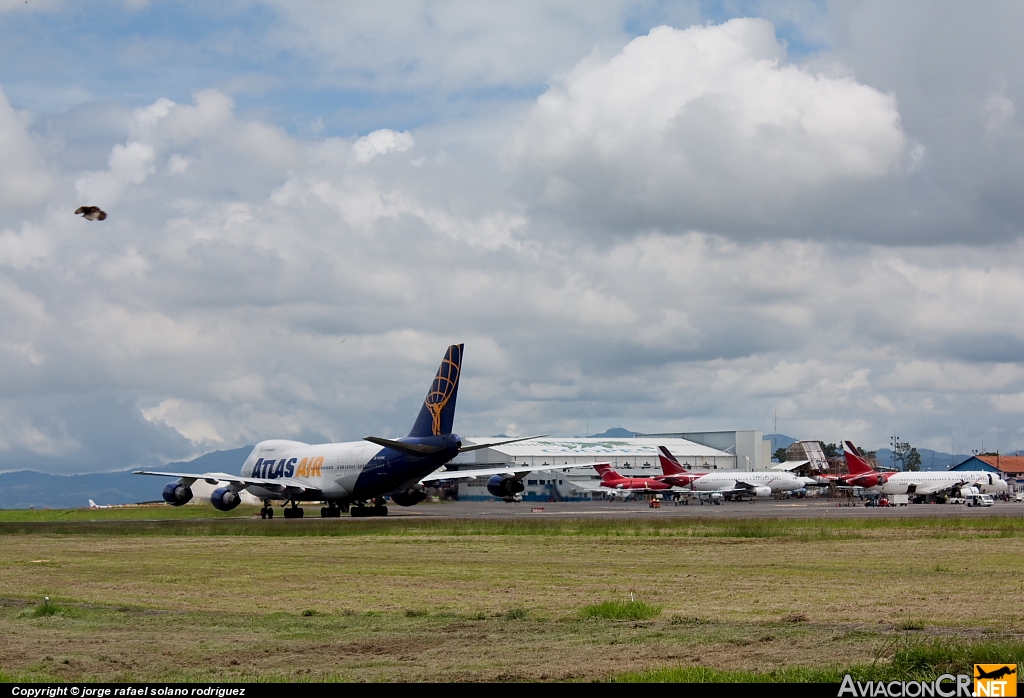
[
  {"left": 135, "top": 344, "right": 594, "bottom": 518},
  {"left": 657, "top": 446, "right": 813, "bottom": 498},
  {"left": 839, "top": 441, "right": 1007, "bottom": 498}
]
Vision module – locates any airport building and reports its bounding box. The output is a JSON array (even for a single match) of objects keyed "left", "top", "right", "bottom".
[
  {"left": 951, "top": 455, "right": 1024, "bottom": 491},
  {"left": 448, "top": 432, "right": 772, "bottom": 502},
  {"left": 637, "top": 430, "right": 773, "bottom": 471}
]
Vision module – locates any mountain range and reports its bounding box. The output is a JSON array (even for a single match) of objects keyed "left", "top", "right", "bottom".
[{"left": 0, "top": 447, "right": 252, "bottom": 510}]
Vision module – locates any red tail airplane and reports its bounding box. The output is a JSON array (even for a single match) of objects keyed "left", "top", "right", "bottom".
[
  {"left": 818, "top": 441, "right": 890, "bottom": 488},
  {"left": 656, "top": 446, "right": 700, "bottom": 487},
  {"left": 594, "top": 463, "right": 675, "bottom": 491}
]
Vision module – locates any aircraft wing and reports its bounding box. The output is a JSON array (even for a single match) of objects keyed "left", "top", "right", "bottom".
[
  {"left": 133, "top": 470, "right": 319, "bottom": 497},
  {"left": 905, "top": 479, "right": 972, "bottom": 496},
  {"left": 421, "top": 461, "right": 606, "bottom": 484}
]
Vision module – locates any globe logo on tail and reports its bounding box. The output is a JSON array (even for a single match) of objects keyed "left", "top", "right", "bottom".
[{"left": 425, "top": 345, "right": 462, "bottom": 435}]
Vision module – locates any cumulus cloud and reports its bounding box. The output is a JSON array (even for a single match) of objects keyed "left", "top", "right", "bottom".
[
  {"left": 0, "top": 89, "right": 51, "bottom": 211},
  {"left": 5, "top": 6, "right": 1024, "bottom": 474},
  {"left": 984, "top": 85, "right": 1016, "bottom": 136},
  {"left": 352, "top": 129, "right": 414, "bottom": 163},
  {"left": 506, "top": 19, "right": 907, "bottom": 236}
]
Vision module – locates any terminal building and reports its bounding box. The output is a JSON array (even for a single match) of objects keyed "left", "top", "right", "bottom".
[
  {"left": 950, "top": 455, "right": 1024, "bottom": 491},
  {"left": 448, "top": 431, "right": 772, "bottom": 502}
]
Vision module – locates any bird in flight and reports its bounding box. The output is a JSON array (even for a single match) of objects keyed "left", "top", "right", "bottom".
[{"left": 75, "top": 206, "right": 107, "bottom": 221}]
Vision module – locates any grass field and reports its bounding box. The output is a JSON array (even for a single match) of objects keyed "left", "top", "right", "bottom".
[{"left": 1, "top": 511, "right": 1023, "bottom": 682}]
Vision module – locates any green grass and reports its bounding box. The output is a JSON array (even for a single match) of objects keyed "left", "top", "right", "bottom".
[
  {"left": 23, "top": 601, "right": 75, "bottom": 618},
  {"left": 617, "top": 637, "right": 1024, "bottom": 682},
  {"left": 0, "top": 504, "right": 264, "bottom": 522},
  {"left": 2, "top": 511, "right": 1023, "bottom": 681},
  {"left": 616, "top": 665, "right": 849, "bottom": 682},
  {"left": 3, "top": 511, "right": 1024, "bottom": 539},
  {"left": 580, "top": 600, "right": 662, "bottom": 621}
]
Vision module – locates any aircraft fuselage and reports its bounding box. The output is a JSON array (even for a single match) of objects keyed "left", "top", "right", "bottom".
[{"left": 241, "top": 436, "right": 461, "bottom": 504}]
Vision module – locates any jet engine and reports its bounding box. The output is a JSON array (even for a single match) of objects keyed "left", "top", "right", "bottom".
[
  {"left": 162, "top": 482, "right": 193, "bottom": 506},
  {"left": 211, "top": 487, "right": 241, "bottom": 511},
  {"left": 487, "top": 475, "right": 525, "bottom": 498},
  {"left": 852, "top": 473, "right": 885, "bottom": 488},
  {"left": 390, "top": 486, "right": 428, "bottom": 507},
  {"left": 960, "top": 486, "right": 980, "bottom": 498},
  {"left": 751, "top": 486, "right": 772, "bottom": 498}
]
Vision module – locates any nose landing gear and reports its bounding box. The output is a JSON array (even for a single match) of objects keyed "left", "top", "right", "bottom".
[{"left": 260, "top": 500, "right": 274, "bottom": 519}]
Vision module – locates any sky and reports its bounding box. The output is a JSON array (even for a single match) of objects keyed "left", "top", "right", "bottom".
[{"left": 2, "top": 1, "right": 1024, "bottom": 474}]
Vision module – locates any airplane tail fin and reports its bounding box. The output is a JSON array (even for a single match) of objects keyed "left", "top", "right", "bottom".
[
  {"left": 594, "top": 463, "right": 620, "bottom": 483},
  {"left": 658, "top": 446, "right": 688, "bottom": 475},
  {"left": 843, "top": 441, "right": 874, "bottom": 476},
  {"left": 407, "top": 344, "right": 463, "bottom": 437},
  {"left": 88, "top": 499, "right": 97, "bottom": 508}
]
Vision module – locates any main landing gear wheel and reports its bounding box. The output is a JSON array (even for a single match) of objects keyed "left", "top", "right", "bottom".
[
  {"left": 260, "top": 507, "right": 274, "bottom": 519},
  {"left": 320, "top": 505, "right": 342, "bottom": 518},
  {"left": 283, "top": 505, "right": 304, "bottom": 519},
  {"left": 350, "top": 505, "right": 388, "bottom": 517}
]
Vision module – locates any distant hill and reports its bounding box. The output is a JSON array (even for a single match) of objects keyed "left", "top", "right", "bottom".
[
  {"left": 873, "top": 448, "right": 973, "bottom": 472},
  {"left": 764, "top": 434, "right": 797, "bottom": 450},
  {"left": 766, "top": 436, "right": 974, "bottom": 471},
  {"left": 588, "top": 427, "right": 638, "bottom": 438},
  {"left": 0, "top": 446, "right": 253, "bottom": 510}
]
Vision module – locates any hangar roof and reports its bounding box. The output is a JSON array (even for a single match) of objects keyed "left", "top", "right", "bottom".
[
  {"left": 463, "top": 437, "right": 731, "bottom": 459},
  {"left": 950, "top": 455, "right": 1024, "bottom": 475},
  {"left": 976, "top": 455, "right": 1024, "bottom": 475}
]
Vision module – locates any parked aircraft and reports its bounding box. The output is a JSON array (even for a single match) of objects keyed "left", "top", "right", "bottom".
[
  {"left": 136, "top": 344, "right": 554, "bottom": 518},
  {"left": 591, "top": 463, "right": 675, "bottom": 492},
  {"left": 657, "top": 446, "right": 812, "bottom": 497},
  {"left": 88, "top": 500, "right": 111, "bottom": 509},
  {"left": 838, "top": 441, "right": 1007, "bottom": 498}
]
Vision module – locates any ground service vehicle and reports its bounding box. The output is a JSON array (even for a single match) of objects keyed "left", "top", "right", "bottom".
[{"left": 966, "top": 494, "right": 994, "bottom": 507}]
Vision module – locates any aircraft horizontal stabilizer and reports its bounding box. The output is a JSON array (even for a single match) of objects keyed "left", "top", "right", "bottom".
[
  {"left": 363, "top": 436, "right": 445, "bottom": 456},
  {"left": 459, "top": 434, "right": 549, "bottom": 452}
]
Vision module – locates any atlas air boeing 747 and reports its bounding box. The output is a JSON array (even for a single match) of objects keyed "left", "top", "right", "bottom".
[{"left": 136, "top": 344, "right": 560, "bottom": 518}]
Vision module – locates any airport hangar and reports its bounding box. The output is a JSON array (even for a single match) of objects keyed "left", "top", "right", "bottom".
[{"left": 445, "top": 431, "right": 773, "bottom": 502}]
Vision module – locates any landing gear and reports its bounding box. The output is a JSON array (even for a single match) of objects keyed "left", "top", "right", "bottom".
[
  {"left": 260, "top": 500, "right": 274, "bottom": 519},
  {"left": 283, "top": 500, "right": 304, "bottom": 519},
  {"left": 320, "top": 504, "right": 342, "bottom": 518},
  {"left": 351, "top": 499, "right": 388, "bottom": 517}
]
